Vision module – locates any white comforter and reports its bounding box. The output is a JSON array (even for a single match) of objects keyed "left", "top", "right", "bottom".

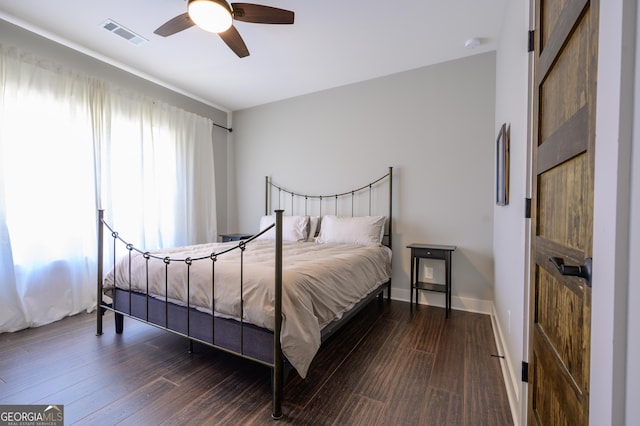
[{"left": 103, "top": 240, "right": 391, "bottom": 378}]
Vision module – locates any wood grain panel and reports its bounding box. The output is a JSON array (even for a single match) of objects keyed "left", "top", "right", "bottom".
[
  {"left": 382, "top": 350, "right": 451, "bottom": 426},
  {"left": 410, "top": 306, "right": 446, "bottom": 354},
  {"left": 537, "top": 153, "right": 588, "bottom": 251},
  {"left": 334, "top": 394, "right": 386, "bottom": 426},
  {"left": 156, "top": 372, "right": 258, "bottom": 425},
  {"left": 535, "top": 266, "right": 585, "bottom": 389},
  {"left": 78, "top": 377, "right": 179, "bottom": 424},
  {"left": 284, "top": 302, "right": 393, "bottom": 406},
  {"left": 355, "top": 338, "right": 413, "bottom": 402},
  {"left": 539, "top": 7, "right": 590, "bottom": 143},
  {"left": 540, "top": 0, "right": 566, "bottom": 50},
  {"left": 427, "top": 311, "right": 467, "bottom": 395},
  {"left": 531, "top": 334, "right": 584, "bottom": 425},
  {"left": 422, "top": 388, "right": 463, "bottom": 426},
  {"left": 539, "top": 0, "right": 589, "bottom": 81}
]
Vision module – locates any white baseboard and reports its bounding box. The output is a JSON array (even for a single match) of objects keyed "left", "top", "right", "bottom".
[
  {"left": 490, "top": 303, "right": 522, "bottom": 426},
  {"left": 391, "top": 288, "right": 493, "bottom": 315}
]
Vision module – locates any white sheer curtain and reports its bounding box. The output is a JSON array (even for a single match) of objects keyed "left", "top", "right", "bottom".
[
  {"left": 0, "top": 47, "right": 96, "bottom": 331},
  {"left": 99, "top": 92, "right": 217, "bottom": 249},
  {"left": 0, "top": 45, "right": 217, "bottom": 333}
]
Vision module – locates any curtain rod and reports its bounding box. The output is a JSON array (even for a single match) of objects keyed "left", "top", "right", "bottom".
[{"left": 213, "top": 122, "right": 232, "bottom": 132}]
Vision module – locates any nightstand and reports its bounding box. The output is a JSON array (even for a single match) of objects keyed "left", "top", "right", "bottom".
[
  {"left": 407, "top": 243, "right": 456, "bottom": 318},
  {"left": 220, "top": 233, "right": 253, "bottom": 242}
]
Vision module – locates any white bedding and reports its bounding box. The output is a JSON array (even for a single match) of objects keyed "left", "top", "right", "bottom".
[{"left": 103, "top": 240, "right": 391, "bottom": 378}]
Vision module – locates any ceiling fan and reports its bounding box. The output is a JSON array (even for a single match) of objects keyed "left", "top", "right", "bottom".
[{"left": 154, "top": 0, "right": 295, "bottom": 58}]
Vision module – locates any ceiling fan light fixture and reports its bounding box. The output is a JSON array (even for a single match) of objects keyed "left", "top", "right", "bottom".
[{"left": 188, "top": 0, "right": 233, "bottom": 33}]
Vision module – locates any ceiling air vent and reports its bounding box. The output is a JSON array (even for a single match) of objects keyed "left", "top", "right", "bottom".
[{"left": 101, "top": 19, "right": 148, "bottom": 46}]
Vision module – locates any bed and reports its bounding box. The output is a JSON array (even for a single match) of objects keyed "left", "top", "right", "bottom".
[{"left": 96, "top": 167, "right": 393, "bottom": 420}]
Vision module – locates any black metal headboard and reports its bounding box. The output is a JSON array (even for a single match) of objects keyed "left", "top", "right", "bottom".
[{"left": 264, "top": 166, "right": 393, "bottom": 249}]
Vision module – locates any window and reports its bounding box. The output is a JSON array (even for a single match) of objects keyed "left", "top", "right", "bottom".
[{"left": 0, "top": 46, "right": 216, "bottom": 332}]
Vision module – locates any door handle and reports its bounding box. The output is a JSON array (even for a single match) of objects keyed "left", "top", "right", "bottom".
[{"left": 548, "top": 257, "right": 592, "bottom": 287}]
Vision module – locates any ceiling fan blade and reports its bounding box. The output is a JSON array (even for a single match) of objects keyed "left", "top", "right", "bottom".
[
  {"left": 231, "top": 3, "right": 295, "bottom": 24},
  {"left": 154, "top": 13, "right": 195, "bottom": 37},
  {"left": 218, "top": 25, "right": 250, "bottom": 58}
]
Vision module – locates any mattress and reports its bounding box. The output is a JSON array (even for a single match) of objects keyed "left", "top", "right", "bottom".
[{"left": 103, "top": 240, "right": 391, "bottom": 378}]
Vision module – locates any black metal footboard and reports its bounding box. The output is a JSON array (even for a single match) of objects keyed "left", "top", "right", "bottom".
[{"left": 96, "top": 209, "right": 285, "bottom": 419}]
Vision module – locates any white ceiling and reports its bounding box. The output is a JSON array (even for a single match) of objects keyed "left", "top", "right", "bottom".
[{"left": 0, "top": 0, "right": 506, "bottom": 111}]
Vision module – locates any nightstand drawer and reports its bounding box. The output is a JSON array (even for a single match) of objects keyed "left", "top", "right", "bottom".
[{"left": 412, "top": 247, "right": 446, "bottom": 259}]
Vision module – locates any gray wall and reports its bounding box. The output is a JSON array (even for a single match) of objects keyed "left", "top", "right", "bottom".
[
  {"left": 492, "top": 1, "right": 530, "bottom": 423},
  {"left": 628, "top": 1, "right": 640, "bottom": 417},
  {"left": 232, "top": 52, "right": 497, "bottom": 308}
]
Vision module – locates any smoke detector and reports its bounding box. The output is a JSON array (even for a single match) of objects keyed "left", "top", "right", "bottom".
[{"left": 464, "top": 38, "right": 481, "bottom": 49}]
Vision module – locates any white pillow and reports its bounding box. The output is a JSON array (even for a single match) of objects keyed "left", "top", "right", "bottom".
[
  {"left": 257, "top": 215, "right": 309, "bottom": 242},
  {"left": 307, "top": 216, "right": 320, "bottom": 241},
  {"left": 316, "top": 215, "right": 386, "bottom": 246}
]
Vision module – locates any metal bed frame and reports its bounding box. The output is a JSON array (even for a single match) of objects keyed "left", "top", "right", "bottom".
[{"left": 96, "top": 167, "right": 393, "bottom": 420}]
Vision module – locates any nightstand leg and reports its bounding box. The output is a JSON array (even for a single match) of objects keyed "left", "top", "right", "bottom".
[
  {"left": 410, "top": 253, "right": 415, "bottom": 311},
  {"left": 445, "top": 252, "right": 451, "bottom": 318},
  {"left": 416, "top": 264, "right": 419, "bottom": 306}
]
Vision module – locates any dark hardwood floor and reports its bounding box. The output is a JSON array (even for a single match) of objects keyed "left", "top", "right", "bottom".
[{"left": 0, "top": 300, "right": 513, "bottom": 425}]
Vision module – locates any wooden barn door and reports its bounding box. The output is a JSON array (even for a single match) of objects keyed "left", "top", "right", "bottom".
[{"left": 528, "top": 0, "right": 598, "bottom": 424}]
